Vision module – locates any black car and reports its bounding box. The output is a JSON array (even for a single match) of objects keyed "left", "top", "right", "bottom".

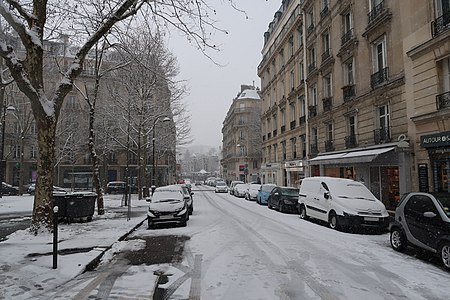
[
  {"left": 1, "top": 182, "right": 19, "bottom": 196},
  {"left": 267, "top": 186, "right": 300, "bottom": 213},
  {"left": 389, "top": 192, "right": 450, "bottom": 270}
]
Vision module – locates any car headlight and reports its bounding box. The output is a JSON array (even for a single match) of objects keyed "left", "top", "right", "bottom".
[
  {"left": 176, "top": 207, "right": 187, "bottom": 216},
  {"left": 343, "top": 211, "right": 356, "bottom": 217}
]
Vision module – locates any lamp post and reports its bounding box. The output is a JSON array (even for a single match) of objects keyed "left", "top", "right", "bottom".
[{"left": 151, "top": 116, "right": 170, "bottom": 194}]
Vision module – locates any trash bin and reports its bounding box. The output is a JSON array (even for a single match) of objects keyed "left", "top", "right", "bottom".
[{"left": 53, "top": 192, "right": 97, "bottom": 222}]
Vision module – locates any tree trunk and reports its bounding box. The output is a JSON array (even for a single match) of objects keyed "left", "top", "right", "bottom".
[
  {"left": 31, "top": 117, "right": 56, "bottom": 232},
  {"left": 88, "top": 107, "right": 104, "bottom": 215}
]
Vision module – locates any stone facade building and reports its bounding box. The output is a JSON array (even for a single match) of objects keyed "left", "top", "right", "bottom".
[
  {"left": 221, "top": 85, "right": 262, "bottom": 184},
  {"left": 259, "top": 0, "right": 449, "bottom": 210}
]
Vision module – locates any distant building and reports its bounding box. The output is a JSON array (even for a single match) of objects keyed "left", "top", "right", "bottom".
[{"left": 221, "top": 85, "right": 262, "bottom": 183}]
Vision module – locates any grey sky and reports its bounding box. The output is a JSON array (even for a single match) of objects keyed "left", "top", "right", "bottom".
[{"left": 168, "top": 1, "right": 281, "bottom": 148}]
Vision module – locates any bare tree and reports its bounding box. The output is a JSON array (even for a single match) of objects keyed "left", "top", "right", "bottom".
[{"left": 0, "top": 0, "right": 230, "bottom": 232}]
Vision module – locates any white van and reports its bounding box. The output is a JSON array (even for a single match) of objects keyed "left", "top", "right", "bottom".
[{"left": 298, "top": 177, "right": 389, "bottom": 230}]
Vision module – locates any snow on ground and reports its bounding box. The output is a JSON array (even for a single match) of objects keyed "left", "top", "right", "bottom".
[{"left": 2, "top": 187, "right": 450, "bottom": 299}]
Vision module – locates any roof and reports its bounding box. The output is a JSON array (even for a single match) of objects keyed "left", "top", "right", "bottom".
[{"left": 237, "top": 89, "right": 260, "bottom": 100}]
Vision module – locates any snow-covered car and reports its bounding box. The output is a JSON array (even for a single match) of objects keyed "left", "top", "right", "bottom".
[
  {"left": 147, "top": 185, "right": 189, "bottom": 229},
  {"left": 1, "top": 182, "right": 19, "bottom": 196},
  {"left": 229, "top": 180, "right": 244, "bottom": 195},
  {"left": 298, "top": 177, "right": 389, "bottom": 231},
  {"left": 180, "top": 184, "right": 194, "bottom": 215},
  {"left": 234, "top": 183, "right": 249, "bottom": 198},
  {"left": 27, "top": 183, "right": 67, "bottom": 195},
  {"left": 245, "top": 183, "right": 261, "bottom": 201},
  {"left": 389, "top": 192, "right": 450, "bottom": 270},
  {"left": 215, "top": 181, "right": 228, "bottom": 193},
  {"left": 256, "top": 184, "right": 277, "bottom": 205}
]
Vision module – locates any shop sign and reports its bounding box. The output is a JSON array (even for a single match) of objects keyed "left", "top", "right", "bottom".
[
  {"left": 421, "top": 131, "right": 450, "bottom": 148},
  {"left": 284, "top": 160, "right": 304, "bottom": 168},
  {"left": 262, "top": 163, "right": 280, "bottom": 169}
]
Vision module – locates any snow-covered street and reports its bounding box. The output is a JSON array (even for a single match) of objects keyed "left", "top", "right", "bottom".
[{"left": 28, "top": 185, "right": 450, "bottom": 299}]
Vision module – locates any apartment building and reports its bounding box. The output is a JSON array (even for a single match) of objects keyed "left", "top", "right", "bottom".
[
  {"left": 404, "top": 0, "right": 450, "bottom": 194},
  {"left": 221, "top": 85, "right": 262, "bottom": 184},
  {"left": 258, "top": 0, "right": 422, "bottom": 210}
]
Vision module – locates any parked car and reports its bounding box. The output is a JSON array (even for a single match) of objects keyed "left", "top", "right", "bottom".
[
  {"left": 2, "top": 182, "right": 19, "bottom": 196},
  {"left": 27, "top": 184, "right": 67, "bottom": 195},
  {"left": 245, "top": 183, "right": 261, "bottom": 201},
  {"left": 256, "top": 184, "right": 277, "bottom": 205},
  {"left": 229, "top": 180, "right": 244, "bottom": 195},
  {"left": 215, "top": 181, "right": 228, "bottom": 193},
  {"left": 105, "top": 181, "right": 126, "bottom": 194},
  {"left": 389, "top": 192, "right": 450, "bottom": 270},
  {"left": 147, "top": 185, "right": 189, "bottom": 229},
  {"left": 180, "top": 184, "right": 194, "bottom": 215},
  {"left": 298, "top": 177, "right": 390, "bottom": 231},
  {"left": 267, "top": 186, "right": 299, "bottom": 213},
  {"left": 234, "top": 183, "right": 249, "bottom": 198}
]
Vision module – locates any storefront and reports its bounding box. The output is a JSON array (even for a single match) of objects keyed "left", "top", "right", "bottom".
[
  {"left": 420, "top": 131, "right": 450, "bottom": 193},
  {"left": 308, "top": 141, "right": 411, "bottom": 211},
  {"left": 284, "top": 160, "right": 306, "bottom": 188},
  {"left": 260, "top": 162, "right": 281, "bottom": 185}
]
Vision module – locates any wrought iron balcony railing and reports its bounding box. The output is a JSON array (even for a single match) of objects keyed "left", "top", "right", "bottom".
[
  {"left": 320, "top": 6, "right": 330, "bottom": 19},
  {"left": 431, "top": 11, "right": 450, "bottom": 37},
  {"left": 290, "top": 120, "right": 296, "bottom": 130},
  {"left": 308, "top": 63, "right": 317, "bottom": 74},
  {"left": 374, "top": 127, "right": 391, "bottom": 144},
  {"left": 281, "top": 125, "right": 286, "bottom": 133},
  {"left": 322, "top": 97, "right": 332, "bottom": 112},
  {"left": 309, "top": 105, "right": 317, "bottom": 118},
  {"left": 341, "top": 28, "right": 354, "bottom": 46},
  {"left": 371, "top": 67, "right": 388, "bottom": 89},
  {"left": 368, "top": 0, "right": 385, "bottom": 24},
  {"left": 343, "top": 84, "right": 355, "bottom": 101},
  {"left": 299, "top": 115, "right": 306, "bottom": 125},
  {"left": 437, "top": 91, "right": 450, "bottom": 110},
  {"left": 273, "top": 129, "right": 277, "bottom": 137},
  {"left": 310, "top": 144, "right": 319, "bottom": 155},
  {"left": 324, "top": 140, "right": 334, "bottom": 152},
  {"left": 345, "top": 134, "right": 357, "bottom": 148}
]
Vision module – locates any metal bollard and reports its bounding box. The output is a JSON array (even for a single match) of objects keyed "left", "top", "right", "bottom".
[{"left": 53, "top": 206, "right": 59, "bottom": 269}]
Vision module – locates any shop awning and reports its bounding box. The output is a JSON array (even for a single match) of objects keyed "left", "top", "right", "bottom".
[{"left": 309, "top": 147, "right": 396, "bottom": 165}]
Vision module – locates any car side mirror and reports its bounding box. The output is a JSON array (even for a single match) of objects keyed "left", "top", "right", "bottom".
[
  {"left": 324, "top": 192, "right": 330, "bottom": 200},
  {"left": 423, "top": 211, "right": 437, "bottom": 218}
]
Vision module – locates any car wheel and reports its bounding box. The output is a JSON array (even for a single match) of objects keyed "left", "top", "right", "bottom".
[
  {"left": 299, "top": 205, "right": 308, "bottom": 220},
  {"left": 440, "top": 242, "right": 450, "bottom": 270},
  {"left": 390, "top": 228, "right": 407, "bottom": 252},
  {"left": 329, "top": 212, "right": 340, "bottom": 230}
]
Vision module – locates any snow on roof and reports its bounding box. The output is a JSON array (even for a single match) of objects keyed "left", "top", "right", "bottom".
[{"left": 237, "top": 89, "right": 260, "bottom": 100}]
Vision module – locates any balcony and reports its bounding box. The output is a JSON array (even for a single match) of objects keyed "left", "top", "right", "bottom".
[
  {"left": 321, "top": 49, "right": 331, "bottom": 62},
  {"left": 308, "top": 63, "right": 317, "bottom": 74},
  {"left": 307, "top": 23, "right": 315, "bottom": 35},
  {"left": 290, "top": 120, "right": 296, "bottom": 130},
  {"left": 342, "top": 84, "right": 355, "bottom": 102},
  {"left": 324, "top": 140, "right": 334, "bottom": 152},
  {"left": 371, "top": 67, "right": 389, "bottom": 89},
  {"left": 299, "top": 115, "right": 306, "bottom": 125},
  {"left": 368, "top": 0, "right": 386, "bottom": 24},
  {"left": 341, "top": 28, "right": 354, "bottom": 46},
  {"left": 437, "top": 91, "right": 450, "bottom": 110},
  {"left": 309, "top": 105, "right": 317, "bottom": 118},
  {"left": 320, "top": 6, "right": 330, "bottom": 19},
  {"left": 281, "top": 125, "right": 286, "bottom": 134},
  {"left": 267, "top": 132, "right": 271, "bottom": 139},
  {"left": 431, "top": 11, "right": 450, "bottom": 37},
  {"left": 322, "top": 97, "right": 332, "bottom": 112},
  {"left": 273, "top": 129, "right": 277, "bottom": 137},
  {"left": 374, "top": 127, "right": 391, "bottom": 144},
  {"left": 345, "top": 134, "right": 357, "bottom": 148},
  {"left": 310, "top": 144, "right": 319, "bottom": 155}
]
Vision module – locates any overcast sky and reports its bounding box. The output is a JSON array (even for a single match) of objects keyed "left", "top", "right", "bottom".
[{"left": 167, "top": 1, "right": 281, "bottom": 149}]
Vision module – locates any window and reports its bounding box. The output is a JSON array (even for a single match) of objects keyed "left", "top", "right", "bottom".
[
  {"left": 323, "top": 73, "right": 332, "bottom": 98},
  {"left": 322, "top": 30, "right": 331, "bottom": 58},
  {"left": 271, "top": 87, "right": 276, "bottom": 105},
  {"left": 279, "top": 48, "right": 285, "bottom": 67},
  {"left": 440, "top": 57, "right": 450, "bottom": 92},
  {"left": 326, "top": 123, "right": 333, "bottom": 141},
  {"left": 299, "top": 96, "right": 306, "bottom": 117},
  {"left": 307, "top": 9, "right": 315, "bottom": 29},
  {"left": 274, "top": 143, "right": 279, "bottom": 161},
  {"left": 30, "top": 146, "right": 37, "bottom": 159},
  {"left": 281, "top": 109, "right": 286, "bottom": 127},
  {"left": 436, "top": 0, "right": 450, "bottom": 17},
  {"left": 344, "top": 58, "right": 354, "bottom": 85},
  {"left": 378, "top": 105, "right": 390, "bottom": 131},
  {"left": 299, "top": 61, "right": 305, "bottom": 82},
  {"left": 13, "top": 145, "right": 21, "bottom": 159},
  {"left": 273, "top": 114, "right": 277, "bottom": 132},
  {"left": 282, "top": 141, "right": 287, "bottom": 160},
  {"left": 308, "top": 47, "right": 316, "bottom": 70},
  {"left": 310, "top": 84, "right": 318, "bottom": 105},
  {"left": 280, "top": 79, "right": 285, "bottom": 97},
  {"left": 343, "top": 11, "right": 353, "bottom": 34},
  {"left": 348, "top": 115, "right": 356, "bottom": 136},
  {"left": 67, "top": 95, "right": 77, "bottom": 109},
  {"left": 290, "top": 69, "right": 295, "bottom": 91},
  {"left": 301, "top": 135, "right": 307, "bottom": 157},
  {"left": 373, "top": 36, "right": 387, "bottom": 73},
  {"left": 298, "top": 26, "right": 304, "bottom": 47},
  {"left": 291, "top": 138, "right": 297, "bottom": 159},
  {"left": 268, "top": 146, "right": 272, "bottom": 162},
  {"left": 289, "top": 36, "right": 294, "bottom": 57},
  {"left": 290, "top": 103, "right": 296, "bottom": 122},
  {"left": 405, "top": 195, "right": 438, "bottom": 215},
  {"left": 311, "top": 127, "right": 318, "bottom": 149}
]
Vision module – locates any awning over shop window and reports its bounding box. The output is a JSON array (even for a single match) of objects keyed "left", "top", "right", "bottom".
[{"left": 309, "top": 147, "right": 396, "bottom": 165}]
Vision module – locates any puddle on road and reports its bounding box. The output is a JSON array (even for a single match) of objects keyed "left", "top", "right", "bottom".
[{"left": 123, "top": 235, "right": 190, "bottom": 265}]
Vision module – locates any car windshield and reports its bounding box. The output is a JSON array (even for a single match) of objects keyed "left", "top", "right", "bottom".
[
  {"left": 434, "top": 193, "right": 450, "bottom": 217},
  {"left": 216, "top": 182, "right": 227, "bottom": 187},
  {"left": 262, "top": 185, "right": 276, "bottom": 192},
  {"left": 151, "top": 190, "right": 183, "bottom": 203},
  {"left": 329, "top": 182, "right": 377, "bottom": 201},
  {"left": 280, "top": 187, "right": 299, "bottom": 196}
]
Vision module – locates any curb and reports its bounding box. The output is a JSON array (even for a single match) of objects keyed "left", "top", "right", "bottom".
[{"left": 84, "top": 216, "right": 148, "bottom": 272}]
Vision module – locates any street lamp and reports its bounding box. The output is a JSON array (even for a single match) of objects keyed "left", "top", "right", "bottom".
[
  {"left": 151, "top": 116, "right": 170, "bottom": 194},
  {"left": 0, "top": 105, "right": 16, "bottom": 198}
]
